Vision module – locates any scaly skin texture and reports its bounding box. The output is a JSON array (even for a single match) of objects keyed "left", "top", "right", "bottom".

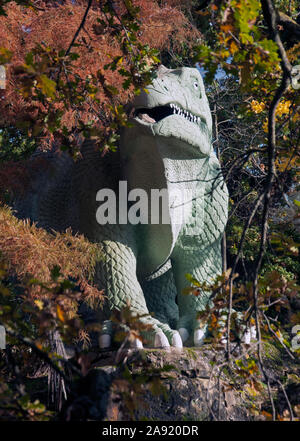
[{"left": 15, "top": 66, "right": 228, "bottom": 348}]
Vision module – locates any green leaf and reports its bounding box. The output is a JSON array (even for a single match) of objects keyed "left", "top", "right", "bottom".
[
  {"left": 25, "top": 51, "right": 34, "bottom": 66},
  {"left": 51, "top": 265, "right": 61, "bottom": 280},
  {"left": 69, "top": 52, "right": 80, "bottom": 61},
  {"left": 185, "top": 273, "right": 201, "bottom": 287},
  {"left": 37, "top": 74, "right": 56, "bottom": 99},
  {"left": 0, "top": 47, "right": 12, "bottom": 64}
]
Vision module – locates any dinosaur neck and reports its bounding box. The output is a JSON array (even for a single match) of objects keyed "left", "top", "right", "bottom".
[
  {"left": 119, "top": 130, "right": 211, "bottom": 277},
  {"left": 120, "top": 130, "right": 210, "bottom": 193}
]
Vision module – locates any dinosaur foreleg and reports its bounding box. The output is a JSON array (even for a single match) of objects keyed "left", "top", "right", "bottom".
[
  {"left": 142, "top": 266, "right": 178, "bottom": 329},
  {"left": 141, "top": 266, "right": 182, "bottom": 349},
  {"left": 94, "top": 231, "right": 182, "bottom": 349},
  {"left": 172, "top": 241, "right": 223, "bottom": 346}
]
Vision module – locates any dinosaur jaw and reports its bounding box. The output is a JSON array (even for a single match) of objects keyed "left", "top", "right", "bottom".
[
  {"left": 131, "top": 103, "right": 212, "bottom": 156},
  {"left": 134, "top": 103, "right": 207, "bottom": 128},
  {"left": 133, "top": 103, "right": 206, "bottom": 127}
]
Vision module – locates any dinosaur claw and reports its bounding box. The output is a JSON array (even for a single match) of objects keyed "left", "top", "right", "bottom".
[
  {"left": 220, "top": 336, "right": 227, "bottom": 345},
  {"left": 132, "top": 338, "right": 144, "bottom": 349},
  {"left": 194, "top": 328, "right": 206, "bottom": 347},
  {"left": 178, "top": 328, "right": 189, "bottom": 343},
  {"left": 154, "top": 332, "right": 170, "bottom": 351},
  {"left": 171, "top": 331, "right": 183, "bottom": 349},
  {"left": 99, "top": 334, "right": 111, "bottom": 349}
]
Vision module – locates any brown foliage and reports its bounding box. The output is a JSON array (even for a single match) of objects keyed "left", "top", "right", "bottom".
[
  {"left": 0, "top": 205, "right": 103, "bottom": 306},
  {"left": 0, "top": 0, "right": 201, "bottom": 138}
]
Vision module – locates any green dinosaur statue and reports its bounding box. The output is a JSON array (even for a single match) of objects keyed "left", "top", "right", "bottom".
[{"left": 15, "top": 65, "right": 229, "bottom": 349}]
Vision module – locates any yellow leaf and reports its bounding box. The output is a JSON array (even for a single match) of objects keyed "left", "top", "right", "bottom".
[
  {"left": 56, "top": 304, "right": 66, "bottom": 322},
  {"left": 229, "top": 40, "right": 239, "bottom": 54},
  {"left": 250, "top": 100, "right": 265, "bottom": 114},
  {"left": 34, "top": 299, "right": 44, "bottom": 310}
]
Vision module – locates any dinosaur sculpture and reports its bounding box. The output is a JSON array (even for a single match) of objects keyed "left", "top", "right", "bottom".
[{"left": 15, "top": 65, "right": 229, "bottom": 349}]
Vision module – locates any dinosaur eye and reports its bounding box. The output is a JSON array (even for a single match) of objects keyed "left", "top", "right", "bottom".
[{"left": 193, "top": 82, "right": 199, "bottom": 89}]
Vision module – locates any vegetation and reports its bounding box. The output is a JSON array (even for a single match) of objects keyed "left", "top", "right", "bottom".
[{"left": 0, "top": 0, "right": 299, "bottom": 421}]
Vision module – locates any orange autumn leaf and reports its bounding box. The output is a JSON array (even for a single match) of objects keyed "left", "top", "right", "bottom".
[{"left": 56, "top": 304, "right": 66, "bottom": 322}]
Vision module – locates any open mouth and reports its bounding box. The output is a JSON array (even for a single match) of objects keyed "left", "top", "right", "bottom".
[{"left": 134, "top": 104, "right": 206, "bottom": 128}]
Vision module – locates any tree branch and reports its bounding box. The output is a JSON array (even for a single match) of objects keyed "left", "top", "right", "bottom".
[
  {"left": 65, "top": 0, "right": 93, "bottom": 57},
  {"left": 261, "top": 0, "right": 292, "bottom": 75}
]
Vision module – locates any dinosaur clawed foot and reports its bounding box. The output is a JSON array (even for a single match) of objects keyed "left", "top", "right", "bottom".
[
  {"left": 99, "top": 328, "right": 183, "bottom": 351},
  {"left": 153, "top": 330, "right": 183, "bottom": 350},
  {"left": 99, "top": 325, "right": 257, "bottom": 350},
  {"left": 220, "top": 325, "right": 257, "bottom": 345},
  {"left": 178, "top": 327, "right": 207, "bottom": 347}
]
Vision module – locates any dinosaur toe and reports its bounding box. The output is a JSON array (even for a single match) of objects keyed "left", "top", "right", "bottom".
[
  {"left": 194, "top": 328, "right": 206, "bottom": 346},
  {"left": 154, "top": 331, "right": 170, "bottom": 350},
  {"left": 171, "top": 331, "right": 183, "bottom": 349},
  {"left": 131, "top": 338, "right": 144, "bottom": 349},
  {"left": 178, "top": 327, "right": 189, "bottom": 343}
]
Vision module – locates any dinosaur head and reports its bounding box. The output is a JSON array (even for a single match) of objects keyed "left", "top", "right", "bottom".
[
  {"left": 118, "top": 67, "right": 217, "bottom": 275},
  {"left": 127, "top": 65, "right": 213, "bottom": 156}
]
